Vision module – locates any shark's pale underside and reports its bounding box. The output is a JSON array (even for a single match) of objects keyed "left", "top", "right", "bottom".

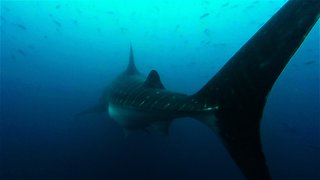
[{"left": 79, "top": 0, "right": 320, "bottom": 179}]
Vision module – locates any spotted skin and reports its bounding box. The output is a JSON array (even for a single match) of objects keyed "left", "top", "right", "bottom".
[{"left": 109, "top": 74, "right": 215, "bottom": 116}]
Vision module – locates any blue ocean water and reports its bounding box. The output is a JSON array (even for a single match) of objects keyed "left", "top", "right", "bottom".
[{"left": 1, "top": 0, "right": 319, "bottom": 179}]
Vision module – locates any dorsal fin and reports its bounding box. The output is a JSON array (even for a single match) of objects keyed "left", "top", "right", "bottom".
[
  {"left": 125, "top": 44, "right": 139, "bottom": 75},
  {"left": 144, "top": 70, "right": 165, "bottom": 89}
]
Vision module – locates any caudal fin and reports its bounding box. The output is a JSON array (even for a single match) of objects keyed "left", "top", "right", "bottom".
[{"left": 194, "top": 0, "right": 320, "bottom": 179}]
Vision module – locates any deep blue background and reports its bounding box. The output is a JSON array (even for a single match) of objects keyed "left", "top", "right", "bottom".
[{"left": 1, "top": 1, "right": 319, "bottom": 179}]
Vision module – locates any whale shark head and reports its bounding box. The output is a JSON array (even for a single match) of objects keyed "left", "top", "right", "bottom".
[{"left": 78, "top": 1, "right": 320, "bottom": 179}]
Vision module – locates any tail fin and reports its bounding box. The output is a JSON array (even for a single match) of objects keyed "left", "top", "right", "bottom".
[{"left": 194, "top": 0, "right": 320, "bottom": 179}]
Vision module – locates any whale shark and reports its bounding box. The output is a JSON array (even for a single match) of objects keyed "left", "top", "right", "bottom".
[{"left": 79, "top": 0, "right": 320, "bottom": 179}]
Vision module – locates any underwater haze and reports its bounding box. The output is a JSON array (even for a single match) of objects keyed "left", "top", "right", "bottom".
[{"left": 1, "top": 0, "right": 319, "bottom": 180}]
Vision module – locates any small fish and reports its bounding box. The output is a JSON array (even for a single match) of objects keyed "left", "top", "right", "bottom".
[
  {"left": 230, "top": 4, "right": 239, "bottom": 9},
  {"left": 130, "top": 12, "right": 136, "bottom": 17},
  {"left": 308, "top": 145, "right": 320, "bottom": 151},
  {"left": 212, "top": 43, "right": 227, "bottom": 47},
  {"left": 204, "top": 28, "right": 211, "bottom": 36},
  {"left": 106, "top": 11, "right": 114, "bottom": 15},
  {"left": 1, "top": 16, "right": 7, "bottom": 23},
  {"left": 27, "top": 45, "right": 35, "bottom": 50},
  {"left": 53, "top": 20, "right": 62, "bottom": 27},
  {"left": 56, "top": 4, "right": 61, "bottom": 9},
  {"left": 222, "top": 2, "right": 230, "bottom": 7},
  {"left": 201, "top": 40, "right": 211, "bottom": 45},
  {"left": 252, "top": 0, "right": 259, "bottom": 4},
  {"left": 304, "top": 60, "right": 316, "bottom": 65},
  {"left": 77, "top": 9, "right": 82, "bottom": 15},
  {"left": 4, "top": 6, "right": 10, "bottom": 12},
  {"left": 73, "top": 20, "right": 78, "bottom": 25},
  {"left": 16, "top": 24, "right": 27, "bottom": 30},
  {"left": 154, "top": 6, "right": 160, "bottom": 11},
  {"left": 245, "top": 5, "right": 255, "bottom": 9},
  {"left": 280, "top": 122, "right": 298, "bottom": 134},
  {"left": 120, "top": 27, "right": 128, "bottom": 33},
  {"left": 200, "top": 13, "right": 210, "bottom": 19},
  {"left": 17, "top": 49, "right": 26, "bottom": 57},
  {"left": 203, "top": 1, "right": 210, "bottom": 5}
]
